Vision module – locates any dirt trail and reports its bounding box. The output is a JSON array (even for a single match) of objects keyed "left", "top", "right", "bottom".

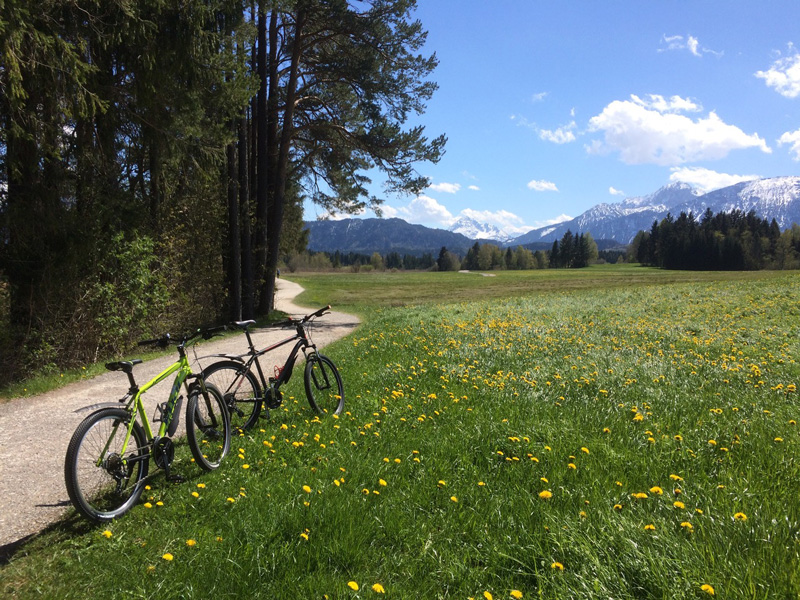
[{"left": 0, "top": 279, "right": 359, "bottom": 550}]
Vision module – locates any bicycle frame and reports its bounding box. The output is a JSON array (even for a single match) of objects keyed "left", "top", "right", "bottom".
[
  {"left": 248, "top": 328, "right": 313, "bottom": 390},
  {"left": 99, "top": 354, "right": 194, "bottom": 467}
]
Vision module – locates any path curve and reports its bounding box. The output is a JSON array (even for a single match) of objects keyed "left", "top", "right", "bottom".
[{"left": 0, "top": 279, "right": 359, "bottom": 551}]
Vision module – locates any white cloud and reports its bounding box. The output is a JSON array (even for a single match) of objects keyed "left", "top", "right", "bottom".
[
  {"left": 631, "top": 93, "right": 702, "bottom": 113},
  {"left": 461, "top": 208, "right": 525, "bottom": 228},
  {"left": 532, "top": 91, "right": 548, "bottom": 102},
  {"left": 587, "top": 95, "right": 771, "bottom": 166},
  {"left": 383, "top": 194, "right": 453, "bottom": 226},
  {"left": 527, "top": 179, "right": 559, "bottom": 192},
  {"left": 427, "top": 182, "right": 461, "bottom": 194},
  {"left": 756, "top": 45, "right": 800, "bottom": 98},
  {"left": 778, "top": 128, "right": 800, "bottom": 160},
  {"left": 468, "top": 185, "right": 480, "bottom": 191},
  {"left": 669, "top": 167, "right": 760, "bottom": 193},
  {"left": 539, "top": 121, "right": 577, "bottom": 144},
  {"left": 609, "top": 186, "right": 626, "bottom": 196},
  {"left": 659, "top": 34, "right": 722, "bottom": 57}
]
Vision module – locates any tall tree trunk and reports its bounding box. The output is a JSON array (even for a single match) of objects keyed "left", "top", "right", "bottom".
[
  {"left": 254, "top": 6, "right": 270, "bottom": 314},
  {"left": 226, "top": 136, "right": 241, "bottom": 321},
  {"left": 263, "top": 9, "right": 305, "bottom": 313},
  {"left": 239, "top": 112, "right": 254, "bottom": 319}
]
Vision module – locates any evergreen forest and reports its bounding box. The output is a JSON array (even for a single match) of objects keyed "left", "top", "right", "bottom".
[
  {"left": 631, "top": 209, "right": 800, "bottom": 270},
  {"left": 0, "top": 0, "right": 444, "bottom": 384}
]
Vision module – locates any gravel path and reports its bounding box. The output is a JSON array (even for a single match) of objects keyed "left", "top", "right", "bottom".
[{"left": 0, "top": 279, "right": 359, "bottom": 552}]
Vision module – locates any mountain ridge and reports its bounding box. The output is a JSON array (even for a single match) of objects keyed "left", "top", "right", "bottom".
[{"left": 304, "top": 176, "right": 800, "bottom": 255}]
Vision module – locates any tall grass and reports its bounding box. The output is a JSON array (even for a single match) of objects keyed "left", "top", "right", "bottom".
[{"left": 2, "top": 270, "right": 799, "bottom": 598}]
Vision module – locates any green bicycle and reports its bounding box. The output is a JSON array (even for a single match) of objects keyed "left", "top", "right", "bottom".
[{"left": 64, "top": 327, "right": 231, "bottom": 522}]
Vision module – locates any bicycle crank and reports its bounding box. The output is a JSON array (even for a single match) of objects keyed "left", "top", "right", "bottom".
[{"left": 153, "top": 437, "right": 183, "bottom": 483}]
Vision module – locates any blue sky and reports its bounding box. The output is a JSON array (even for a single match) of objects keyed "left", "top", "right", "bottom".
[{"left": 307, "top": 0, "right": 800, "bottom": 236}]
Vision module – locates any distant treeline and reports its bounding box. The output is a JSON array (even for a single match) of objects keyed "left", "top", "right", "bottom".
[
  {"left": 287, "top": 230, "right": 623, "bottom": 273},
  {"left": 631, "top": 209, "right": 800, "bottom": 270}
]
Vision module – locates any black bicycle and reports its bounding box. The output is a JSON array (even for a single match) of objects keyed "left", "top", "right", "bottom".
[{"left": 199, "top": 306, "right": 344, "bottom": 430}]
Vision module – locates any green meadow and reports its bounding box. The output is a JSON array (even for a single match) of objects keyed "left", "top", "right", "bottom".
[{"left": 2, "top": 267, "right": 799, "bottom": 599}]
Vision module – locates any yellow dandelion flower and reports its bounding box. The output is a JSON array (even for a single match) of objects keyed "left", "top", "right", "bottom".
[
  {"left": 510, "top": 591, "right": 523, "bottom": 599},
  {"left": 372, "top": 583, "right": 386, "bottom": 593},
  {"left": 632, "top": 492, "right": 648, "bottom": 500},
  {"left": 613, "top": 504, "right": 623, "bottom": 511},
  {"left": 197, "top": 483, "right": 206, "bottom": 489},
  {"left": 101, "top": 530, "right": 113, "bottom": 538},
  {"left": 379, "top": 479, "right": 387, "bottom": 487},
  {"left": 186, "top": 539, "right": 197, "bottom": 547},
  {"left": 669, "top": 474, "right": 683, "bottom": 481},
  {"left": 673, "top": 501, "right": 685, "bottom": 509},
  {"left": 144, "top": 502, "right": 153, "bottom": 509},
  {"left": 580, "top": 447, "right": 589, "bottom": 454},
  {"left": 162, "top": 553, "right": 174, "bottom": 561},
  {"left": 438, "top": 480, "right": 446, "bottom": 487},
  {"left": 227, "top": 497, "right": 235, "bottom": 503},
  {"left": 539, "top": 490, "right": 553, "bottom": 499},
  {"left": 347, "top": 581, "right": 359, "bottom": 591},
  {"left": 734, "top": 512, "right": 747, "bottom": 521},
  {"left": 303, "top": 485, "right": 312, "bottom": 494},
  {"left": 450, "top": 496, "right": 458, "bottom": 503},
  {"left": 300, "top": 532, "right": 309, "bottom": 541},
  {"left": 478, "top": 481, "right": 486, "bottom": 486},
  {"left": 242, "top": 464, "right": 250, "bottom": 469},
  {"left": 550, "top": 562, "right": 564, "bottom": 570},
  {"left": 680, "top": 522, "right": 693, "bottom": 531},
  {"left": 701, "top": 584, "right": 715, "bottom": 595},
  {"left": 644, "top": 524, "right": 655, "bottom": 531},
  {"left": 567, "top": 463, "right": 577, "bottom": 470},
  {"left": 483, "top": 592, "right": 493, "bottom": 600},
  {"left": 191, "top": 491, "right": 199, "bottom": 498},
  {"left": 649, "top": 486, "right": 663, "bottom": 495}
]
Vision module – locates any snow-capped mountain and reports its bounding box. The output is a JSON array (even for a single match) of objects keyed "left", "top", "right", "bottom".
[
  {"left": 671, "top": 176, "right": 800, "bottom": 229},
  {"left": 510, "top": 177, "right": 800, "bottom": 246},
  {"left": 304, "top": 177, "right": 800, "bottom": 255},
  {"left": 448, "top": 216, "right": 514, "bottom": 243}
]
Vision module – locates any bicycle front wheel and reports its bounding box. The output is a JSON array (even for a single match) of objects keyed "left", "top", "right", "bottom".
[
  {"left": 186, "top": 382, "right": 231, "bottom": 470},
  {"left": 64, "top": 408, "right": 149, "bottom": 522},
  {"left": 304, "top": 353, "right": 344, "bottom": 415},
  {"left": 201, "top": 360, "right": 262, "bottom": 432}
]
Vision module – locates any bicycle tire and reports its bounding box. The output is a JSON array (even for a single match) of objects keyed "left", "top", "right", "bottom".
[
  {"left": 186, "top": 382, "right": 231, "bottom": 470},
  {"left": 64, "top": 408, "right": 149, "bottom": 522},
  {"left": 304, "top": 353, "right": 345, "bottom": 415},
  {"left": 200, "top": 360, "right": 262, "bottom": 431}
]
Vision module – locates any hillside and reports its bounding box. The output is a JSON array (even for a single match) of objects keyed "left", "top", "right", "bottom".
[{"left": 303, "top": 177, "right": 800, "bottom": 255}]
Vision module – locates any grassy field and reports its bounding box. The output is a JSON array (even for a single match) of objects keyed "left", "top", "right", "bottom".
[{"left": 2, "top": 267, "right": 800, "bottom": 598}]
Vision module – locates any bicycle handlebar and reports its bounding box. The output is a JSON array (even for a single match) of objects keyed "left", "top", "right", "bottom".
[
  {"left": 137, "top": 325, "right": 227, "bottom": 348},
  {"left": 275, "top": 305, "right": 331, "bottom": 328}
]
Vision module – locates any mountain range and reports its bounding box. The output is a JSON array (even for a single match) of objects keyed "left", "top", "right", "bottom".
[{"left": 304, "top": 176, "right": 800, "bottom": 255}]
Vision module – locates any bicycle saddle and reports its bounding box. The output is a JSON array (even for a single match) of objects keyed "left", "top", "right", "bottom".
[{"left": 105, "top": 359, "right": 143, "bottom": 373}]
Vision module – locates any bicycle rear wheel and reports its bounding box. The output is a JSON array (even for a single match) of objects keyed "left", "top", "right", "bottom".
[
  {"left": 304, "top": 353, "right": 344, "bottom": 415},
  {"left": 201, "top": 360, "right": 262, "bottom": 432},
  {"left": 64, "top": 408, "right": 149, "bottom": 522},
  {"left": 186, "top": 382, "right": 231, "bottom": 470}
]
